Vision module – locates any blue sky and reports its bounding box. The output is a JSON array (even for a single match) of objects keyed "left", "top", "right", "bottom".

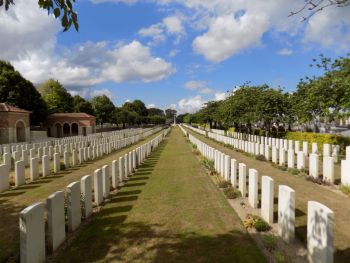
[{"left": 1, "top": 0, "right": 349, "bottom": 113}]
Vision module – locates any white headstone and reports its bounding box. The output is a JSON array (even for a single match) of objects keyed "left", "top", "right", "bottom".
[
  {"left": 323, "top": 156, "right": 334, "bottom": 183},
  {"left": 42, "top": 155, "right": 50, "bottom": 177},
  {"left": 30, "top": 157, "right": 39, "bottom": 181},
  {"left": 15, "top": 160, "right": 25, "bottom": 187},
  {"left": 20, "top": 202, "right": 45, "bottom": 263},
  {"left": 307, "top": 201, "right": 334, "bottom": 263},
  {"left": 230, "top": 159, "right": 237, "bottom": 187},
  {"left": 309, "top": 154, "right": 319, "bottom": 178},
  {"left": 238, "top": 163, "right": 247, "bottom": 197},
  {"left": 261, "top": 176, "right": 274, "bottom": 224},
  {"left": 47, "top": 191, "right": 65, "bottom": 252},
  {"left": 102, "top": 165, "right": 110, "bottom": 198},
  {"left": 81, "top": 175, "right": 92, "bottom": 218},
  {"left": 67, "top": 181, "right": 82, "bottom": 232},
  {"left": 0, "top": 164, "right": 9, "bottom": 192},
  {"left": 278, "top": 185, "right": 295, "bottom": 243},
  {"left": 248, "top": 169, "right": 258, "bottom": 208},
  {"left": 93, "top": 169, "right": 103, "bottom": 205},
  {"left": 297, "top": 151, "right": 305, "bottom": 170},
  {"left": 341, "top": 160, "right": 350, "bottom": 186},
  {"left": 111, "top": 160, "right": 119, "bottom": 189}
]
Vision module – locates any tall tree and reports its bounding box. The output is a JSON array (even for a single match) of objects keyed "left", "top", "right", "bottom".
[
  {"left": 122, "top": 100, "right": 148, "bottom": 116},
  {"left": 148, "top": 107, "right": 165, "bottom": 116},
  {"left": 91, "top": 95, "right": 115, "bottom": 125},
  {"left": 72, "top": 95, "right": 94, "bottom": 115},
  {"left": 165, "top": 109, "right": 177, "bottom": 119},
  {"left": 0, "top": 60, "right": 47, "bottom": 125},
  {"left": 38, "top": 79, "right": 74, "bottom": 114}
]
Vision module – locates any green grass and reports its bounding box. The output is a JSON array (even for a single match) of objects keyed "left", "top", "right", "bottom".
[{"left": 54, "top": 127, "right": 266, "bottom": 263}]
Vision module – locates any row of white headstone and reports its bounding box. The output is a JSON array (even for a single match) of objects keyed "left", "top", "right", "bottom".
[
  {"left": 18, "top": 128, "right": 170, "bottom": 263},
  {"left": 182, "top": 126, "right": 334, "bottom": 263},
  {"left": 185, "top": 125, "right": 350, "bottom": 187},
  {"left": 0, "top": 127, "right": 163, "bottom": 193}
]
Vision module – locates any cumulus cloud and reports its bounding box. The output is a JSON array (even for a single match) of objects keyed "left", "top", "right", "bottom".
[
  {"left": 193, "top": 13, "right": 269, "bottom": 62},
  {"left": 138, "top": 15, "right": 185, "bottom": 45},
  {"left": 214, "top": 92, "right": 228, "bottom": 101},
  {"left": 103, "top": 41, "right": 175, "bottom": 83},
  {"left": 184, "top": 80, "right": 212, "bottom": 94},
  {"left": 147, "top": 104, "right": 156, "bottom": 108},
  {"left": 276, "top": 48, "right": 293, "bottom": 56},
  {"left": 90, "top": 88, "right": 116, "bottom": 100},
  {"left": 177, "top": 95, "right": 206, "bottom": 114}
]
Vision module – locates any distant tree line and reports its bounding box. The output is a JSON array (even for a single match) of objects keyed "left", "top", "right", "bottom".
[
  {"left": 0, "top": 60, "right": 174, "bottom": 127},
  {"left": 180, "top": 53, "right": 350, "bottom": 136}
]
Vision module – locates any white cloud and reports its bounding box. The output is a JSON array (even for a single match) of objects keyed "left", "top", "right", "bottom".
[
  {"left": 276, "top": 48, "right": 293, "bottom": 56},
  {"left": 138, "top": 15, "right": 185, "bottom": 45},
  {"left": 103, "top": 41, "right": 175, "bottom": 83},
  {"left": 147, "top": 104, "right": 156, "bottom": 108},
  {"left": 193, "top": 13, "right": 269, "bottom": 62},
  {"left": 177, "top": 95, "right": 206, "bottom": 114},
  {"left": 184, "top": 80, "right": 212, "bottom": 94},
  {"left": 90, "top": 88, "right": 116, "bottom": 100},
  {"left": 214, "top": 92, "right": 228, "bottom": 101}
]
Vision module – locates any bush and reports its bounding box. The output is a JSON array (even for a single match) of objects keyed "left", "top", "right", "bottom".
[
  {"left": 217, "top": 180, "right": 230, "bottom": 188},
  {"left": 285, "top": 131, "right": 350, "bottom": 155},
  {"left": 278, "top": 165, "right": 287, "bottom": 171},
  {"left": 273, "top": 251, "right": 286, "bottom": 263},
  {"left": 287, "top": 168, "right": 298, "bottom": 175},
  {"left": 223, "top": 187, "right": 241, "bottom": 199},
  {"left": 60, "top": 162, "right": 66, "bottom": 170},
  {"left": 305, "top": 176, "right": 331, "bottom": 186},
  {"left": 244, "top": 214, "right": 271, "bottom": 232},
  {"left": 262, "top": 234, "right": 277, "bottom": 252},
  {"left": 255, "top": 155, "right": 266, "bottom": 161},
  {"left": 201, "top": 158, "right": 216, "bottom": 174}
]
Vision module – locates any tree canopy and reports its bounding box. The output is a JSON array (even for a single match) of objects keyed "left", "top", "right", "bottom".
[
  {"left": 91, "top": 95, "right": 115, "bottom": 125},
  {"left": 38, "top": 79, "right": 74, "bottom": 114},
  {"left": 0, "top": 60, "right": 47, "bottom": 125},
  {"left": 73, "top": 95, "right": 94, "bottom": 115}
]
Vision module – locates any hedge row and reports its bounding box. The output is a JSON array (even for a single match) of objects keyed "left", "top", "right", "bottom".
[{"left": 285, "top": 131, "right": 350, "bottom": 155}]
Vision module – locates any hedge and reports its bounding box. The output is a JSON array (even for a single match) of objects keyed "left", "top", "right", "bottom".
[{"left": 285, "top": 131, "right": 350, "bottom": 155}]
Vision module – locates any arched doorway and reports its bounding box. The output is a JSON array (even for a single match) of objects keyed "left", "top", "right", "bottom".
[
  {"left": 63, "top": 123, "right": 70, "bottom": 137},
  {"left": 71, "top": 123, "right": 79, "bottom": 136},
  {"left": 56, "top": 123, "right": 62, "bottom": 138},
  {"left": 16, "top": 121, "right": 26, "bottom": 142}
]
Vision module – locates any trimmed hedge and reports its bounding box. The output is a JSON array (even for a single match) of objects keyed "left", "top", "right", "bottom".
[{"left": 285, "top": 131, "right": 350, "bottom": 155}]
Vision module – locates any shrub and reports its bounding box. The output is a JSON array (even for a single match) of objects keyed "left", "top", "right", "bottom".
[
  {"left": 262, "top": 234, "right": 277, "bottom": 252},
  {"left": 285, "top": 131, "right": 350, "bottom": 155},
  {"left": 217, "top": 180, "right": 230, "bottom": 188},
  {"left": 60, "top": 162, "right": 66, "bottom": 170},
  {"left": 273, "top": 251, "right": 286, "bottom": 263},
  {"left": 255, "top": 155, "right": 266, "bottom": 161},
  {"left": 305, "top": 176, "right": 331, "bottom": 186},
  {"left": 340, "top": 185, "right": 350, "bottom": 196},
  {"left": 287, "top": 168, "right": 298, "bottom": 175},
  {"left": 278, "top": 166, "right": 287, "bottom": 171},
  {"left": 244, "top": 214, "right": 271, "bottom": 232},
  {"left": 223, "top": 187, "right": 241, "bottom": 199},
  {"left": 254, "top": 218, "right": 271, "bottom": 232},
  {"left": 201, "top": 158, "right": 216, "bottom": 174}
]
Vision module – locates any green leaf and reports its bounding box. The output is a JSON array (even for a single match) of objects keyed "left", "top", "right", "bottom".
[{"left": 53, "top": 7, "right": 60, "bottom": 18}]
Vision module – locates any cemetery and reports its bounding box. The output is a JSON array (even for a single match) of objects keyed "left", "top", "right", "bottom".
[{"left": 1, "top": 0, "right": 350, "bottom": 262}]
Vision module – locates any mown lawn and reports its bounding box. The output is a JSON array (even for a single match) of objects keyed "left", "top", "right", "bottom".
[{"left": 54, "top": 127, "right": 265, "bottom": 263}]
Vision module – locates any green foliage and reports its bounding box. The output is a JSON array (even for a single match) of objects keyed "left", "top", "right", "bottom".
[
  {"left": 262, "top": 234, "right": 277, "bottom": 252},
  {"left": 340, "top": 185, "right": 350, "bottom": 196},
  {"left": 165, "top": 108, "right": 177, "bottom": 119},
  {"left": 217, "top": 180, "right": 230, "bottom": 188},
  {"left": 73, "top": 95, "right": 94, "bottom": 115},
  {"left": 0, "top": 60, "right": 47, "bottom": 125},
  {"left": 201, "top": 158, "right": 215, "bottom": 172},
  {"left": 122, "top": 100, "right": 148, "bottom": 117},
  {"left": 273, "top": 251, "right": 286, "bottom": 263},
  {"left": 148, "top": 107, "right": 165, "bottom": 117},
  {"left": 38, "top": 79, "right": 74, "bottom": 114},
  {"left": 91, "top": 95, "right": 115, "bottom": 124},
  {"left": 244, "top": 214, "right": 271, "bottom": 232},
  {"left": 223, "top": 187, "right": 241, "bottom": 199},
  {"left": 255, "top": 155, "right": 266, "bottom": 161},
  {"left": 1, "top": 0, "right": 79, "bottom": 32}
]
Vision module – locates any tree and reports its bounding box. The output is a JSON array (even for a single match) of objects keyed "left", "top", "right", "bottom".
[
  {"left": 72, "top": 95, "right": 94, "bottom": 115},
  {"left": 38, "top": 79, "right": 74, "bottom": 114},
  {"left": 0, "top": 0, "right": 79, "bottom": 31},
  {"left": 91, "top": 95, "right": 115, "bottom": 125},
  {"left": 122, "top": 100, "right": 148, "bottom": 117},
  {"left": 148, "top": 107, "right": 165, "bottom": 116},
  {"left": 290, "top": 0, "right": 349, "bottom": 21},
  {"left": 0, "top": 60, "right": 47, "bottom": 125},
  {"left": 165, "top": 109, "right": 177, "bottom": 119}
]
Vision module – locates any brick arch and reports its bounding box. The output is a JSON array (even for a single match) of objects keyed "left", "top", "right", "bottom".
[{"left": 15, "top": 119, "right": 26, "bottom": 142}]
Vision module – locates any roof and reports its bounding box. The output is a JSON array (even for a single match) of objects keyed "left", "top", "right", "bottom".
[
  {"left": 48, "top": 112, "right": 96, "bottom": 119},
  {"left": 0, "top": 103, "right": 31, "bottom": 113}
]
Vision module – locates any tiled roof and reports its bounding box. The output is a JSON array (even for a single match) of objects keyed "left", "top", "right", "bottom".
[
  {"left": 48, "top": 113, "right": 96, "bottom": 118},
  {"left": 0, "top": 103, "right": 31, "bottom": 113}
]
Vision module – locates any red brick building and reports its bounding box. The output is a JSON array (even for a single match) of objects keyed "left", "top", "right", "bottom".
[
  {"left": 46, "top": 113, "right": 96, "bottom": 138},
  {"left": 0, "top": 103, "right": 31, "bottom": 144}
]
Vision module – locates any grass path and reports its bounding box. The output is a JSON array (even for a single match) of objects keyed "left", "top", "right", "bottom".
[
  {"left": 54, "top": 127, "right": 265, "bottom": 263},
  {"left": 0, "top": 130, "right": 163, "bottom": 262},
  {"left": 185, "top": 127, "right": 350, "bottom": 263}
]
